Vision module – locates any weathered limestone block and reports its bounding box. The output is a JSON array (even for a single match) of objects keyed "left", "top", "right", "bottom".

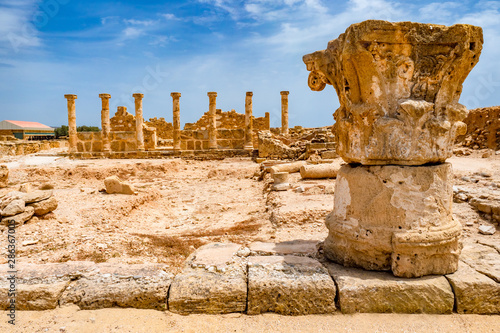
[
  {"left": 1, "top": 199, "right": 25, "bottom": 216},
  {"left": 300, "top": 164, "right": 338, "bottom": 179},
  {"left": 324, "top": 262, "right": 454, "bottom": 314},
  {"left": 168, "top": 243, "right": 247, "bottom": 314},
  {"left": 29, "top": 196, "right": 58, "bottom": 216},
  {"left": 23, "top": 190, "right": 53, "bottom": 204},
  {"left": 460, "top": 242, "right": 500, "bottom": 283},
  {"left": 271, "top": 172, "right": 290, "bottom": 191},
  {"left": 325, "top": 163, "right": 461, "bottom": 277},
  {"left": 0, "top": 164, "right": 8, "bottom": 188},
  {"left": 303, "top": 20, "right": 483, "bottom": 165},
  {"left": 60, "top": 263, "right": 173, "bottom": 310},
  {"left": 1, "top": 206, "right": 34, "bottom": 227},
  {"left": 0, "top": 281, "right": 69, "bottom": 310},
  {"left": 247, "top": 255, "right": 336, "bottom": 315},
  {"left": 446, "top": 262, "right": 500, "bottom": 314},
  {"left": 104, "top": 175, "right": 135, "bottom": 195}
]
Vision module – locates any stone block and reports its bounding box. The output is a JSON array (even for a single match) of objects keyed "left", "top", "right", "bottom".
[
  {"left": 233, "top": 129, "right": 244, "bottom": 139},
  {"left": 76, "top": 141, "right": 84, "bottom": 152},
  {"left": 169, "top": 243, "right": 247, "bottom": 314},
  {"left": 29, "top": 196, "right": 58, "bottom": 216},
  {"left": 325, "top": 163, "right": 461, "bottom": 277},
  {"left": 446, "top": 262, "right": 500, "bottom": 314},
  {"left": 180, "top": 141, "right": 187, "bottom": 150},
  {"left": 460, "top": 243, "right": 500, "bottom": 283},
  {"left": 60, "top": 264, "right": 172, "bottom": 310},
  {"left": 0, "top": 281, "right": 69, "bottom": 310},
  {"left": 92, "top": 141, "right": 102, "bottom": 152},
  {"left": 110, "top": 141, "right": 120, "bottom": 152},
  {"left": 247, "top": 255, "right": 336, "bottom": 315},
  {"left": 202, "top": 141, "right": 209, "bottom": 150},
  {"left": 195, "top": 141, "right": 202, "bottom": 150},
  {"left": 187, "top": 140, "right": 194, "bottom": 150},
  {"left": 324, "top": 262, "right": 454, "bottom": 314},
  {"left": 84, "top": 141, "right": 92, "bottom": 152}
]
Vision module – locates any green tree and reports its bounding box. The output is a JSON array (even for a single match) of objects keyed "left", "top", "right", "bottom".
[{"left": 54, "top": 125, "right": 68, "bottom": 138}]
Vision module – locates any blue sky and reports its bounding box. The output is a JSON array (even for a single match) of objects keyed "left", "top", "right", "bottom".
[{"left": 1, "top": 0, "right": 499, "bottom": 128}]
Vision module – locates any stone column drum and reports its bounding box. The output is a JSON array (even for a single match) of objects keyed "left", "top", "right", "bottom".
[
  {"left": 99, "top": 94, "right": 111, "bottom": 152},
  {"left": 244, "top": 92, "right": 254, "bottom": 150},
  {"left": 171, "top": 92, "right": 181, "bottom": 151},
  {"left": 304, "top": 20, "right": 483, "bottom": 277},
  {"left": 64, "top": 94, "right": 77, "bottom": 153},
  {"left": 133, "top": 93, "right": 145, "bottom": 151},
  {"left": 207, "top": 92, "right": 218, "bottom": 150},
  {"left": 280, "top": 91, "right": 289, "bottom": 135}
]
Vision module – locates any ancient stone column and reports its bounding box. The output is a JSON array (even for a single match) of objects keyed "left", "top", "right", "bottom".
[
  {"left": 244, "top": 92, "right": 254, "bottom": 150},
  {"left": 171, "top": 92, "right": 181, "bottom": 151},
  {"left": 133, "top": 93, "right": 145, "bottom": 151},
  {"left": 99, "top": 94, "right": 111, "bottom": 152},
  {"left": 207, "top": 92, "right": 218, "bottom": 149},
  {"left": 64, "top": 94, "right": 77, "bottom": 153},
  {"left": 280, "top": 91, "right": 289, "bottom": 135},
  {"left": 303, "top": 20, "right": 483, "bottom": 278}
]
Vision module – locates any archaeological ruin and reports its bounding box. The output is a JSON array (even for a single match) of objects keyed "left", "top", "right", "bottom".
[{"left": 303, "top": 20, "right": 483, "bottom": 277}]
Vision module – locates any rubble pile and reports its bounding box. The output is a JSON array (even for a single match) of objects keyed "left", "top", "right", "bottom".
[
  {"left": 0, "top": 189, "right": 58, "bottom": 227},
  {"left": 458, "top": 106, "right": 500, "bottom": 151}
]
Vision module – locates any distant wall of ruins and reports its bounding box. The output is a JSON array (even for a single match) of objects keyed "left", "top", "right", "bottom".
[
  {"left": 0, "top": 140, "right": 67, "bottom": 156},
  {"left": 180, "top": 128, "right": 245, "bottom": 150},
  {"left": 458, "top": 106, "right": 500, "bottom": 150}
]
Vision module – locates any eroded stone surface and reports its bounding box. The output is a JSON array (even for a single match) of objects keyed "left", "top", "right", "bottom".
[
  {"left": 60, "top": 263, "right": 173, "bottom": 310},
  {"left": 303, "top": 20, "right": 483, "bottom": 165},
  {"left": 168, "top": 243, "right": 247, "bottom": 314},
  {"left": 460, "top": 242, "right": 500, "bottom": 283},
  {"left": 29, "top": 196, "right": 58, "bottom": 216},
  {"left": 248, "top": 240, "right": 319, "bottom": 257},
  {"left": 325, "top": 261, "right": 454, "bottom": 314},
  {"left": 446, "top": 262, "right": 500, "bottom": 314},
  {"left": 247, "top": 255, "right": 336, "bottom": 315},
  {"left": 0, "top": 165, "right": 8, "bottom": 188},
  {"left": 324, "top": 163, "right": 461, "bottom": 277}
]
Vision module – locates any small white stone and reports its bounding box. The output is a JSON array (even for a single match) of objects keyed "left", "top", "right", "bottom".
[{"left": 478, "top": 225, "right": 496, "bottom": 235}]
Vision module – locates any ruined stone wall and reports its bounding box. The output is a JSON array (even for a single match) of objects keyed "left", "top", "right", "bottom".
[
  {"left": 0, "top": 140, "right": 67, "bottom": 156},
  {"left": 180, "top": 129, "right": 245, "bottom": 150},
  {"left": 458, "top": 106, "right": 500, "bottom": 150},
  {"left": 77, "top": 132, "right": 103, "bottom": 153},
  {"left": 184, "top": 109, "right": 270, "bottom": 132},
  {"left": 145, "top": 117, "right": 173, "bottom": 139},
  {"left": 110, "top": 107, "right": 136, "bottom": 132}
]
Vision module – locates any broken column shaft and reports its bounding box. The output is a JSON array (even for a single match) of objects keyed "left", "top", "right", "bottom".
[
  {"left": 133, "top": 93, "right": 145, "bottom": 151},
  {"left": 281, "top": 91, "right": 289, "bottom": 135},
  {"left": 99, "top": 94, "right": 111, "bottom": 152},
  {"left": 171, "top": 92, "right": 181, "bottom": 151},
  {"left": 244, "top": 92, "right": 254, "bottom": 150},
  {"left": 207, "top": 92, "right": 218, "bottom": 149},
  {"left": 64, "top": 94, "right": 77, "bottom": 153}
]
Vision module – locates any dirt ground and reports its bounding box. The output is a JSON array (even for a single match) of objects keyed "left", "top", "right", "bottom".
[
  {"left": 2, "top": 305, "right": 500, "bottom": 333},
  {"left": 0, "top": 149, "right": 499, "bottom": 331}
]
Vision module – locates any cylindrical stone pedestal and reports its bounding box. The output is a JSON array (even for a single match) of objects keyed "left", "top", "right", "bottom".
[
  {"left": 280, "top": 91, "right": 289, "bottom": 135},
  {"left": 171, "top": 92, "right": 181, "bottom": 151},
  {"left": 244, "top": 92, "right": 254, "bottom": 150},
  {"left": 64, "top": 94, "right": 77, "bottom": 153},
  {"left": 99, "top": 94, "right": 111, "bottom": 152},
  {"left": 207, "top": 92, "right": 217, "bottom": 150},
  {"left": 133, "top": 93, "right": 145, "bottom": 151},
  {"left": 324, "top": 163, "right": 461, "bottom": 278}
]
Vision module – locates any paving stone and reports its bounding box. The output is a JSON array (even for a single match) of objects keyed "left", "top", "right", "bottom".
[
  {"left": 461, "top": 242, "right": 500, "bottom": 283},
  {"left": 247, "top": 255, "right": 336, "bottom": 315},
  {"left": 248, "top": 240, "right": 319, "bottom": 257},
  {"left": 60, "top": 263, "right": 173, "bottom": 310},
  {"left": 168, "top": 243, "right": 247, "bottom": 314},
  {"left": 446, "top": 262, "right": 500, "bottom": 314},
  {"left": 324, "top": 262, "right": 454, "bottom": 314}
]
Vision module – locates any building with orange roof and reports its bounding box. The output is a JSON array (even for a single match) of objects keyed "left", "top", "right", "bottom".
[{"left": 0, "top": 120, "right": 55, "bottom": 140}]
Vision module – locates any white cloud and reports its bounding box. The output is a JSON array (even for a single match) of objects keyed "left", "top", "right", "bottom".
[
  {"left": 124, "top": 19, "right": 155, "bottom": 26},
  {"left": 0, "top": 0, "right": 41, "bottom": 53},
  {"left": 123, "top": 27, "right": 144, "bottom": 39}
]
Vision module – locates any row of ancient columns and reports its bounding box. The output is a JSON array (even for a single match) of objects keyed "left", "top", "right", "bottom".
[
  {"left": 64, "top": 91, "right": 290, "bottom": 153},
  {"left": 64, "top": 93, "right": 145, "bottom": 153}
]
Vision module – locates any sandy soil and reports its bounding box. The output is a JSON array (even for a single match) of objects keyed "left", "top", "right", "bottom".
[{"left": 1, "top": 305, "right": 499, "bottom": 333}]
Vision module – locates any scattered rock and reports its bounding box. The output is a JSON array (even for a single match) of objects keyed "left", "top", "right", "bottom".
[
  {"left": 23, "top": 190, "right": 53, "bottom": 204},
  {"left": 479, "top": 225, "right": 496, "bottom": 235},
  {"left": 29, "top": 196, "right": 58, "bottom": 216},
  {"left": 1, "top": 206, "right": 34, "bottom": 227},
  {"left": 324, "top": 261, "right": 454, "bottom": 314},
  {"left": 1, "top": 199, "right": 25, "bottom": 216},
  {"left": 19, "top": 183, "right": 33, "bottom": 193},
  {"left": 104, "top": 176, "right": 135, "bottom": 195},
  {"left": 247, "top": 255, "right": 336, "bottom": 315}
]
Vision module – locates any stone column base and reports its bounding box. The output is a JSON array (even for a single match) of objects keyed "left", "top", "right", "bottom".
[{"left": 324, "top": 163, "right": 461, "bottom": 278}]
